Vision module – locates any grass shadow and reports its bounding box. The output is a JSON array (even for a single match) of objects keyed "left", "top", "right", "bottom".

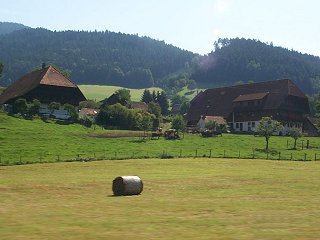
[{"left": 255, "top": 148, "right": 279, "bottom": 155}]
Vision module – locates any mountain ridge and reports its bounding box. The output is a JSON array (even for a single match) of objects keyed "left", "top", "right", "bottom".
[{"left": 1, "top": 22, "right": 320, "bottom": 94}]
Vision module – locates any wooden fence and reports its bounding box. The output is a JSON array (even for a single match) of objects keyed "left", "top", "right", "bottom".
[{"left": 1, "top": 148, "right": 320, "bottom": 166}]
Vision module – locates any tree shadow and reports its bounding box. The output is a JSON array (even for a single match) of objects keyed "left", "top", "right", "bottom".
[{"left": 255, "top": 148, "right": 279, "bottom": 155}]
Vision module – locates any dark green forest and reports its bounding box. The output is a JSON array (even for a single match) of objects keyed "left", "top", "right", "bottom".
[
  {"left": 0, "top": 24, "right": 195, "bottom": 88},
  {"left": 1, "top": 23, "right": 320, "bottom": 95},
  {"left": 192, "top": 38, "right": 320, "bottom": 94}
]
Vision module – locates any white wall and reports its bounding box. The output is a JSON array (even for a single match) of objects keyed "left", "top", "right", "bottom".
[{"left": 233, "top": 121, "right": 302, "bottom": 135}]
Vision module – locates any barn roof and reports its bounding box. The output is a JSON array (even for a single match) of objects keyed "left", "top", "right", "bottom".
[
  {"left": 187, "top": 79, "right": 309, "bottom": 124},
  {"left": 0, "top": 66, "right": 80, "bottom": 104},
  {"left": 233, "top": 92, "right": 269, "bottom": 102}
]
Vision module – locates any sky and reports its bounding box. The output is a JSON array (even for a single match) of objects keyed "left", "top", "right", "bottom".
[{"left": 1, "top": 0, "right": 320, "bottom": 56}]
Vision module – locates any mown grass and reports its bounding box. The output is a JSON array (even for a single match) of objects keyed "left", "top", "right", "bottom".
[
  {"left": 78, "top": 85, "right": 162, "bottom": 102},
  {"left": 1, "top": 112, "right": 320, "bottom": 165},
  {"left": 1, "top": 158, "right": 320, "bottom": 239},
  {"left": 177, "top": 86, "right": 205, "bottom": 100}
]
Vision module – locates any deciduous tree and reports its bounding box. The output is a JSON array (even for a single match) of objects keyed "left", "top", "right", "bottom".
[
  {"left": 257, "top": 117, "right": 283, "bottom": 150},
  {"left": 288, "top": 128, "right": 303, "bottom": 149}
]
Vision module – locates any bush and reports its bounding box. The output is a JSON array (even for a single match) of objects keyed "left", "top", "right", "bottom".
[{"left": 96, "top": 103, "right": 155, "bottom": 130}]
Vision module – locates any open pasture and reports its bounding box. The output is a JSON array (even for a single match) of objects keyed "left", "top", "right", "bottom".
[
  {"left": 2, "top": 113, "right": 320, "bottom": 165},
  {"left": 1, "top": 158, "right": 320, "bottom": 239},
  {"left": 78, "top": 85, "right": 162, "bottom": 102}
]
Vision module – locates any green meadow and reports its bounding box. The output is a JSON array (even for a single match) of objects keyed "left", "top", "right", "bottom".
[
  {"left": 78, "top": 85, "right": 162, "bottom": 102},
  {"left": 177, "top": 86, "right": 205, "bottom": 100},
  {"left": 1, "top": 112, "right": 320, "bottom": 165},
  {"left": 1, "top": 158, "right": 320, "bottom": 239}
]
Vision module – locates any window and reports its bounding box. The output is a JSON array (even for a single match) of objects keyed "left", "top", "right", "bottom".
[
  {"left": 252, "top": 122, "right": 256, "bottom": 127},
  {"left": 236, "top": 123, "right": 239, "bottom": 128}
]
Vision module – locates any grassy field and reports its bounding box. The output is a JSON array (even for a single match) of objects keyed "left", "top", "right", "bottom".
[
  {"left": 1, "top": 158, "right": 320, "bottom": 239},
  {"left": 1, "top": 112, "right": 320, "bottom": 165},
  {"left": 78, "top": 85, "right": 162, "bottom": 102},
  {"left": 177, "top": 86, "right": 205, "bottom": 100}
]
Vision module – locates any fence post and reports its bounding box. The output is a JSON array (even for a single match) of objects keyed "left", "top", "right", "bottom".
[
  {"left": 195, "top": 149, "right": 198, "bottom": 157},
  {"left": 304, "top": 153, "right": 307, "bottom": 161},
  {"left": 19, "top": 154, "right": 22, "bottom": 163},
  {"left": 93, "top": 152, "right": 96, "bottom": 159},
  {"left": 301, "top": 140, "right": 304, "bottom": 150},
  {"left": 209, "top": 149, "right": 212, "bottom": 158},
  {"left": 238, "top": 150, "right": 240, "bottom": 159},
  {"left": 278, "top": 152, "right": 281, "bottom": 160}
]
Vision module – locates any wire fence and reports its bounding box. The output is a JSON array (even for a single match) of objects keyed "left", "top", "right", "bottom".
[{"left": 1, "top": 147, "right": 320, "bottom": 166}]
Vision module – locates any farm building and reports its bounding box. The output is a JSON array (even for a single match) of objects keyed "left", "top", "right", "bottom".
[
  {"left": 197, "top": 115, "right": 227, "bottom": 131},
  {"left": 0, "top": 65, "right": 86, "bottom": 105},
  {"left": 187, "top": 79, "right": 317, "bottom": 135}
]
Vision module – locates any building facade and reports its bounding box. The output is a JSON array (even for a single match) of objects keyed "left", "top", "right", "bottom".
[{"left": 187, "top": 79, "right": 312, "bottom": 135}]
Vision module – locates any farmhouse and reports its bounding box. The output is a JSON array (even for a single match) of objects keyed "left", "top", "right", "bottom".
[
  {"left": 0, "top": 65, "right": 86, "bottom": 105},
  {"left": 187, "top": 79, "right": 315, "bottom": 135}
]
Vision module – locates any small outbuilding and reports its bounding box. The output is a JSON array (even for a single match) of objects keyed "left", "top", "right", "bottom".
[{"left": 197, "top": 115, "right": 227, "bottom": 131}]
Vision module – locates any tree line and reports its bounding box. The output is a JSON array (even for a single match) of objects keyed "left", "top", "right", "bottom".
[
  {"left": 0, "top": 27, "right": 194, "bottom": 88},
  {"left": 192, "top": 38, "right": 320, "bottom": 94}
]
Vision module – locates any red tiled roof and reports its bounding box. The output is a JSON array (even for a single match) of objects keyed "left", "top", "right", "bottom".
[
  {"left": 79, "top": 108, "right": 100, "bottom": 116},
  {"left": 40, "top": 66, "right": 77, "bottom": 87},
  {"left": 203, "top": 116, "right": 226, "bottom": 125}
]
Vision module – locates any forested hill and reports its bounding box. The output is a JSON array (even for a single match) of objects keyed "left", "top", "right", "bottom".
[
  {"left": 0, "top": 22, "right": 29, "bottom": 35},
  {"left": 1, "top": 23, "right": 320, "bottom": 94},
  {"left": 192, "top": 38, "right": 320, "bottom": 94},
  {"left": 0, "top": 27, "right": 195, "bottom": 88}
]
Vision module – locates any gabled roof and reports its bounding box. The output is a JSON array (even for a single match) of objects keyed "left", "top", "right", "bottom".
[
  {"left": 0, "top": 66, "right": 80, "bottom": 104},
  {"left": 129, "top": 102, "right": 148, "bottom": 111},
  {"left": 187, "top": 79, "right": 309, "bottom": 123}
]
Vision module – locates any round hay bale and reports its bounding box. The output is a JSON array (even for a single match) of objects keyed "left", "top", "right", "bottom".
[{"left": 112, "top": 176, "right": 143, "bottom": 196}]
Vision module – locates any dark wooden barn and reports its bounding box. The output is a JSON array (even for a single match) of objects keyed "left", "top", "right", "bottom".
[
  {"left": 0, "top": 66, "right": 86, "bottom": 105},
  {"left": 187, "top": 79, "right": 314, "bottom": 135}
]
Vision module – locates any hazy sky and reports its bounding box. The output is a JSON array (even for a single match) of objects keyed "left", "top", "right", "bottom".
[{"left": 1, "top": 0, "right": 319, "bottom": 56}]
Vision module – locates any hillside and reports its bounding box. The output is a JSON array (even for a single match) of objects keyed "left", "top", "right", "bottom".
[
  {"left": 0, "top": 22, "right": 29, "bottom": 35},
  {"left": 193, "top": 38, "right": 320, "bottom": 94},
  {"left": 0, "top": 26, "right": 195, "bottom": 88},
  {"left": 79, "top": 85, "right": 162, "bottom": 101},
  {"left": 1, "top": 23, "right": 320, "bottom": 94}
]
